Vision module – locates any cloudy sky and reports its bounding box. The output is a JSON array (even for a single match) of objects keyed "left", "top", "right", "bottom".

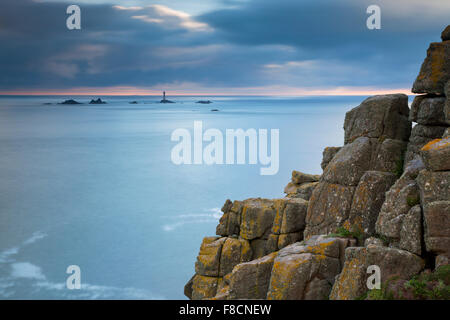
[{"left": 0, "top": 0, "right": 449, "bottom": 95}]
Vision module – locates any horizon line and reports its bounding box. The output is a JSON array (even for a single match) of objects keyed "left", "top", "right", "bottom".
[{"left": 0, "top": 86, "right": 414, "bottom": 97}]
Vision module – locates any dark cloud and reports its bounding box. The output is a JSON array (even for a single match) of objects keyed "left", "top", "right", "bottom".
[{"left": 0, "top": 0, "right": 448, "bottom": 91}]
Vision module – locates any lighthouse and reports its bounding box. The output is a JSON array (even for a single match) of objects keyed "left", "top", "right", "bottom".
[{"left": 160, "top": 91, "right": 174, "bottom": 103}]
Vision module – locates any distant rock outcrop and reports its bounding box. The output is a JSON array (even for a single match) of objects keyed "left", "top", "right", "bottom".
[
  {"left": 58, "top": 99, "right": 82, "bottom": 105},
  {"left": 197, "top": 100, "right": 213, "bottom": 104},
  {"left": 89, "top": 98, "right": 106, "bottom": 104},
  {"left": 185, "top": 26, "right": 450, "bottom": 300}
]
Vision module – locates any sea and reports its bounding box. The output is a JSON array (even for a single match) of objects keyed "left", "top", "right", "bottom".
[{"left": 0, "top": 95, "right": 411, "bottom": 299}]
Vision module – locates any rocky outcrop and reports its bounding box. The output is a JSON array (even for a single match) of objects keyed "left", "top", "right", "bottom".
[
  {"left": 304, "top": 94, "right": 410, "bottom": 241},
  {"left": 58, "top": 99, "right": 82, "bottom": 105},
  {"left": 186, "top": 197, "right": 310, "bottom": 299},
  {"left": 283, "top": 170, "right": 320, "bottom": 200},
  {"left": 185, "top": 26, "right": 450, "bottom": 300},
  {"left": 89, "top": 98, "right": 106, "bottom": 104},
  {"left": 209, "top": 236, "right": 355, "bottom": 300}
]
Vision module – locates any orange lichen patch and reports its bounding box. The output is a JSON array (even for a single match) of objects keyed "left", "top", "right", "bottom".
[
  {"left": 267, "top": 254, "right": 310, "bottom": 300},
  {"left": 421, "top": 138, "right": 449, "bottom": 151},
  {"left": 306, "top": 240, "right": 335, "bottom": 259}
]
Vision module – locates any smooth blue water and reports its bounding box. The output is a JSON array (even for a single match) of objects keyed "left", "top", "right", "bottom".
[{"left": 0, "top": 95, "right": 371, "bottom": 299}]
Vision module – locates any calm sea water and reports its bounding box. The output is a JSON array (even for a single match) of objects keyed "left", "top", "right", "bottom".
[{"left": 0, "top": 95, "right": 382, "bottom": 299}]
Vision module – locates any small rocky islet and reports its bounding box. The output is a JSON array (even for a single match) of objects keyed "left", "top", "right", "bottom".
[
  {"left": 57, "top": 98, "right": 107, "bottom": 105},
  {"left": 185, "top": 26, "right": 450, "bottom": 300}
]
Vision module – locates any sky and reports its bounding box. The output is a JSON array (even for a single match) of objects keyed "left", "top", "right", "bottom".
[{"left": 0, "top": 0, "right": 449, "bottom": 95}]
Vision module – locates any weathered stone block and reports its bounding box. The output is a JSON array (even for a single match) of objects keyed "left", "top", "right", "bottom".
[
  {"left": 330, "top": 246, "right": 424, "bottom": 300},
  {"left": 344, "top": 94, "right": 410, "bottom": 144},
  {"left": 239, "top": 198, "right": 276, "bottom": 240},
  {"left": 412, "top": 41, "right": 450, "bottom": 94},
  {"left": 219, "top": 237, "right": 252, "bottom": 276},
  {"left": 284, "top": 181, "right": 318, "bottom": 200},
  {"left": 291, "top": 170, "right": 320, "bottom": 184},
  {"left": 420, "top": 138, "right": 450, "bottom": 171},
  {"left": 267, "top": 236, "right": 349, "bottom": 300},
  {"left": 195, "top": 237, "right": 226, "bottom": 276},
  {"left": 228, "top": 252, "right": 277, "bottom": 299},
  {"left": 272, "top": 198, "right": 308, "bottom": 235},
  {"left": 304, "top": 182, "right": 356, "bottom": 238},
  {"left": 322, "top": 136, "right": 373, "bottom": 186},
  {"left": 410, "top": 95, "right": 447, "bottom": 125}
]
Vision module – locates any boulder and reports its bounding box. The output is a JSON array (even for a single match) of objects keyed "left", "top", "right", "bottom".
[
  {"left": 412, "top": 41, "right": 450, "bottom": 94},
  {"left": 321, "top": 146, "right": 342, "bottom": 170},
  {"left": 271, "top": 198, "right": 308, "bottom": 235},
  {"left": 330, "top": 246, "right": 425, "bottom": 300},
  {"left": 291, "top": 171, "right": 320, "bottom": 184},
  {"left": 420, "top": 138, "right": 450, "bottom": 171},
  {"left": 304, "top": 182, "right": 356, "bottom": 238},
  {"left": 409, "top": 95, "right": 446, "bottom": 125},
  {"left": 227, "top": 252, "right": 277, "bottom": 299},
  {"left": 322, "top": 137, "right": 373, "bottom": 186},
  {"left": 238, "top": 199, "right": 276, "bottom": 240},
  {"left": 267, "top": 236, "right": 352, "bottom": 300},
  {"left": 284, "top": 181, "right": 318, "bottom": 200},
  {"left": 343, "top": 94, "right": 410, "bottom": 144}
]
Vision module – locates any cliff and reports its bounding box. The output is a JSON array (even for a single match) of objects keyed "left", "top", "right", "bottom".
[{"left": 185, "top": 26, "right": 450, "bottom": 300}]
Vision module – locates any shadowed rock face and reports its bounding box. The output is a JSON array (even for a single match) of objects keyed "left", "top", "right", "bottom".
[{"left": 185, "top": 26, "right": 450, "bottom": 300}]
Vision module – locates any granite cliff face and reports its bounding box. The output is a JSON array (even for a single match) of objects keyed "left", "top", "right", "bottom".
[{"left": 185, "top": 26, "right": 450, "bottom": 300}]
